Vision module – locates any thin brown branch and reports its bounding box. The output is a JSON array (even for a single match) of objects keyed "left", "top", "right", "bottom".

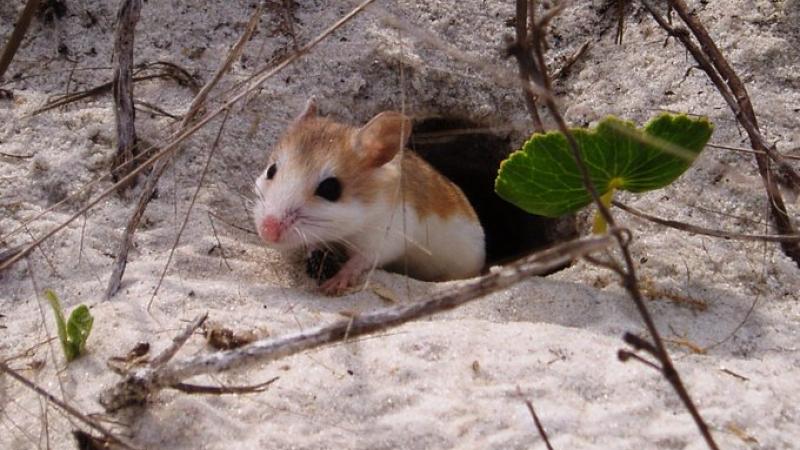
[
  {"left": 668, "top": 0, "right": 800, "bottom": 186},
  {"left": 517, "top": 386, "right": 554, "bottom": 450},
  {"left": 641, "top": 0, "right": 800, "bottom": 267},
  {"left": 510, "top": 0, "right": 545, "bottom": 133},
  {"left": 0, "top": 245, "right": 23, "bottom": 266},
  {"left": 110, "top": 0, "right": 143, "bottom": 191},
  {"left": 149, "top": 313, "right": 208, "bottom": 367},
  {"left": 615, "top": 0, "right": 626, "bottom": 45},
  {"left": 172, "top": 377, "right": 278, "bottom": 395},
  {"left": 0, "top": 0, "right": 42, "bottom": 80},
  {"left": 706, "top": 143, "right": 800, "bottom": 162},
  {"left": 552, "top": 40, "right": 590, "bottom": 80},
  {"left": 614, "top": 201, "right": 800, "bottom": 243},
  {"left": 521, "top": 5, "right": 720, "bottom": 449},
  {"left": 33, "top": 60, "right": 195, "bottom": 112},
  {"left": 0, "top": 362, "right": 139, "bottom": 450},
  {"left": 107, "top": 5, "right": 261, "bottom": 299},
  {"left": 134, "top": 100, "right": 180, "bottom": 119},
  {"left": 99, "top": 234, "right": 615, "bottom": 412}
]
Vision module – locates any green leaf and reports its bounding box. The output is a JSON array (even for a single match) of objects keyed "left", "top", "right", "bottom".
[
  {"left": 44, "top": 289, "right": 72, "bottom": 361},
  {"left": 495, "top": 113, "right": 713, "bottom": 217},
  {"left": 44, "top": 289, "right": 93, "bottom": 362},
  {"left": 67, "top": 305, "right": 93, "bottom": 355}
]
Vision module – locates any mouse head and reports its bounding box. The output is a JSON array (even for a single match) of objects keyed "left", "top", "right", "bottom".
[{"left": 253, "top": 98, "right": 411, "bottom": 250}]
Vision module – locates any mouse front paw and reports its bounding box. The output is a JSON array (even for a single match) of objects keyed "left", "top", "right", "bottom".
[{"left": 319, "top": 254, "right": 368, "bottom": 296}]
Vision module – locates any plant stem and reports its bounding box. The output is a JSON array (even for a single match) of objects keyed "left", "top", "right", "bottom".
[{"left": 593, "top": 188, "right": 615, "bottom": 234}]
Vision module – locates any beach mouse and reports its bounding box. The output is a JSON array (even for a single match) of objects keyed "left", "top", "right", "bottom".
[{"left": 252, "top": 98, "right": 485, "bottom": 294}]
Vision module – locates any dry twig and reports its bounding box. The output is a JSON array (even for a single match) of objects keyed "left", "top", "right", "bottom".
[
  {"left": 99, "top": 234, "right": 614, "bottom": 411},
  {"left": 0, "top": 0, "right": 42, "bottom": 80},
  {"left": 0, "top": 362, "right": 138, "bottom": 450},
  {"left": 640, "top": 0, "right": 800, "bottom": 267},
  {"left": 30, "top": 62, "right": 197, "bottom": 115},
  {"left": 517, "top": 386, "right": 554, "bottom": 450},
  {"left": 510, "top": 3, "right": 719, "bottom": 448},
  {"left": 552, "top": 40, "right": 590, "bottom": 80},
  {"left": 106, "top": 5, "right": 262, "bottom": 299},
  {"left": 110, "top": 0, "right": 143, "bottom": 190},
  {"left": 508, "top": 0, "right": 546, "bottom": 132},
  {"left": 150, "top": 313, "right": 208, "bottom": 367},
  {"left": 172, "top": 377, "right": 278, "bottom": 395},
  {"left": 613, "top": 201, "right": 800, "bottom": 243}
]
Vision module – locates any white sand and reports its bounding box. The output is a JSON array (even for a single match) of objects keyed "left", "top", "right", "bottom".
[{"left": 1, "top": 0, "right": 799, "bottom": 448}]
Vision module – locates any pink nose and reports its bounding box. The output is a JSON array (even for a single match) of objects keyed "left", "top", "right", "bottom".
[{"left": 261, "top": 216, "right": 283, "bottom": 242}]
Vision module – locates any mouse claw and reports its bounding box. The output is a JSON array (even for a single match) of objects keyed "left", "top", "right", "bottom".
[
  {"left": 320, "top": 275, "right": 352, "bottom": 296},
  {"left": 319, "top": 254, "right": 368, "bottom": 296}
]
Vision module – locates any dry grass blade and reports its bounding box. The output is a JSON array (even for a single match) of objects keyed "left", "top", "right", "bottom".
[
  {"left": 706, "top": 142, "right": 800, "bottom": 161},
  {"left": 30, "top": 73, "right": 177, "bottom": 116},
  {"left": 0, "top": 245, "right": 23, "bottom": 265},
  {"left": 181, "top": 4, "right": 263, "bottom": 127},
  {"left": 615, "top": 0, "right": 626, "bottom": 45},
  {"left": 614, "top": 201, "right": 800, "bottom": 242},
  {"left": 146, "top": 110, "right": 230, "bottom": 310},
  {"left": 0, "top": 0, "right": 42, "bottom": 80},
  {"left": 0, "top": 0, "right": 378, "bottom": 275},
  {"left": 99, "top": 234, "right": 615, "bottom": 412},
  {"left": 0, "top": 362, "right": 139, "bottom": 450}
]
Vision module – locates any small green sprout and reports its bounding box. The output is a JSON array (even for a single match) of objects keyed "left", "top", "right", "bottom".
[
  {"left": 44, "top": 289, "right": 93, "bottom": 362},
  {"left": 495, "top": 113, "right": 713, "bottom": 232}
]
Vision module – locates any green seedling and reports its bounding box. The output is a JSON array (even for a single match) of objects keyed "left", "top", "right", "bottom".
[
  {"left": 495, "top": 113, "right": 713, "bottom": 232},
  {"left": 44, "top": 289, "right": 93, "bottom": 362}
]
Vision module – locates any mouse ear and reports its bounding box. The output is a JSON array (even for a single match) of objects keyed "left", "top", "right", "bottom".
[
  {"left": 293, "top": 97, "right": 318, "bottom": 123},
  {"left": 354, "top": 111, "right": 412, "bottom": 167}
]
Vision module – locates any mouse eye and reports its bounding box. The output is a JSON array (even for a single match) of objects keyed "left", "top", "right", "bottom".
[
  {"left": 266, "top": 163, "right": 277, "bottom": 180},
  {"left": 315, "top": 177, "right": 342, "bottom": 202}
]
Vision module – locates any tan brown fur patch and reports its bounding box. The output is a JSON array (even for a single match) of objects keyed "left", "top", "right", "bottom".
[
  {"left": 271, "top": 115, "right": 477, "bottom": 222},
  {"left": 272, "top": 117, "right": 390, "bottom": 205},
  {"left": 400, "top": 151, "right": 478, "bottom": 221}
]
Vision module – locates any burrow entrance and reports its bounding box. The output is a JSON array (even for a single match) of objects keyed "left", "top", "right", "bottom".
[{"left": 409, "top": 117, "right": 578, "bottom": 269}]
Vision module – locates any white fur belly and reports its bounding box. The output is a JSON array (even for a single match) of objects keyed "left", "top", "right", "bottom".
[
  {"left": 377, "top": 208, "right": 485, "bottom": 281},
  {"left": 409, "top": 215, "right": 485, "bottom": 280},
  {"left": 345, "top": 204, "right": 485, "bottom": 282}
]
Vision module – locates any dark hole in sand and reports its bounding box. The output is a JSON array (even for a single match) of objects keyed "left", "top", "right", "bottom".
[
  {"left": 306, "top": 117, "right": 577, "bottom": 284},
  {"left": 409, "top": 117, "right": 577, "bottom": 268}
]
